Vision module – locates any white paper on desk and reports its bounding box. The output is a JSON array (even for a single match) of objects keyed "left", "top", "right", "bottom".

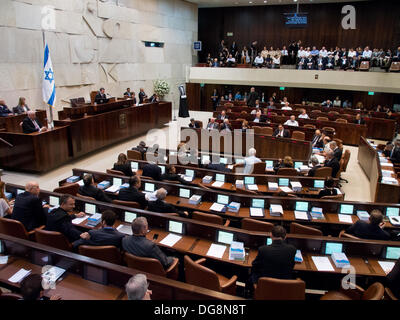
[
  {"left": 72, "top": 215, "right": 88, "bottom": 225},
  {"left": 206, "top": 243, "right": 226, "bottom": 259},
  {"left": 227, "top": 165, "right": 234, "bottom": 170},
  {"left": 159, "top": 233, "right": 182, "bottom": 247},
  {"left": 312, "top": 256, "right": 335, "bottom": 271},
  {"left": 8, "top": 268, "right": 31, "bottom": 283},
  {"left": 77, "top": 180, "right": 84, "bottom": 186},
  {"left": 338, "top": 214, "right": 353, "bottom": 223},
  {"left": 183, "top": 176, "right": 193, "bottom": 182},
  {"left": 247, "top": 184, "right": 258, "bottom": 191},
  {"left": 210, "top": 203, "right": 225, "bottom": 212},
  {"left": 382, "top": 170, "right": 394, "bottom": 177},
  {"left": 378, "top": 261, "right": 395, "bottom": 274},
  {"left": 280, "top": 186, "right": 293, "bottom": 193},
  {"left": 381, "top": 163, "right": 393, "bottom": 167},
  {"left": 105, "top": 185, "right": 120, "bottom": 193},
  {"left": 0, "top": 256, "right": 8, "bottom": 264},
  {"left": 294, "top": 211, "right": 309, "bottom": 220},
  {"left": 250, "top": 207, "right": 264, "bottom": 217},
  {"left": 211, "top": 181, "right": 224, "bottom": 188}
]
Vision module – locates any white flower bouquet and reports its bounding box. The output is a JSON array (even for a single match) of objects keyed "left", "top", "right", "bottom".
[{"left": 153, "top": 79, "right": 170, "bottom": 97}]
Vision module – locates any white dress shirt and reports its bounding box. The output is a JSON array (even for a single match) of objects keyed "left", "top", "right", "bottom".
[
  {"left": 244, "top": 156, "right": 262, "bottom": 174},
  {"left": 298, "top": 114, "right": 309, "bottom": 119},
  {"left": 254, "top": 56, "right": 264, "bottom": 64},
  {"left": 284, "top": 119, "right": 299, "bottom": 126}
]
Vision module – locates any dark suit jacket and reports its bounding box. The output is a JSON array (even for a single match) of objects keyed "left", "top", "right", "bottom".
[
  {"left": 113, "top": 163, "right": 134, "bottom": 176},
  {"left": 45, "top": 207, "right": 81, "bottom": 242},
  {"left": 13, "top": 105, "right": 30, "bottom": 114},
  {"left": 78, "top": 185, "right": 111, "bottom": 203},
  {"left": 386, "top": 258, "right": 400, "bottom": 298},
  {"left": 318, "top": 188, "right": 338, "bottom": 198},
  {"left": 247, "top": 92, "right": 259, "bottom": 107},
  {"left": 324, "top": 158, "right": 340, "bottom": 178},
  {"left": 118, "top": 187, "right": 148, "bottom": 209},
  {"left": 390, "top": 147, "right": 400, "bottom": 164},
  {"left": 189, "top": 122, "right": 200, "bottom": 129},
  {"left": 138, "top": 92, "right": 147, "bottom": 103},
  {"left": 308, "top": 165, "right": 322, "bottom": 177},
  {"left": 217, "top": 115, "right": 227, "bottom": 120},
  {"left": 161, "top": 173, "right": 189, "bottom": 185},
  {"left": 95, "top": 93, "right": 108, "bottom": 104},
  {"left": 273, "top": 128, "right": 290, "bottom": 138},
  {"left": 73, "top": 227, "right": 125, "bottom": 248},
  {"left": 382, "top": 150, "right": 391, "bottom": 158},
  {"left": 0, "top": 104, "right": 12, "bottom": 116},
  {"left": 12, "top": 192, "right": 47, "bottom": 231},
  {"left": 333, "top": 148, "right": 343, "bottom": 162},
  {"left": 206, "top": 122, "right": 219, "bottom": 130},
  {"left": 122, "top": 235, "right": 173, "bottom": 269},
  {"left": 131, "top": 145, "right": 147, "bottom": 158},
  {"left": 347, "top": 220, "right": 390, "bottom": 241},
  {"left": 147, "top": 199, "right": 186, "bottom": 218},
  {"left": 251, "top": 240, "right": 296, "bottom": 283},
  {"left": 142, "top": 163, "right": 162, "bottom": 181},
  {"left": 311, "top": 134, "right": 323, "bottom": 148},
  {"left": 22, "top": 117, "right": 42, "bottom": 134}
]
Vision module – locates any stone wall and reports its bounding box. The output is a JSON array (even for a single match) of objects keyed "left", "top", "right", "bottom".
[{"left": 0, "top": 0, "right": 198, "bottom": 119}]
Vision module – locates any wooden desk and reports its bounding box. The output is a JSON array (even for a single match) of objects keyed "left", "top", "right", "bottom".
[
  {"left": 0, "top": 126, "right": 70, "bottom": 172},
  {"left": 55, "top": 102, "right": 171, "bottom": 159},
  {"left": 181, "top": 127, "right": 312, "bottom": 161}
]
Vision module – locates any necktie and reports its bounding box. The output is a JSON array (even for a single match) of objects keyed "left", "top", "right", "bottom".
[{"left": 32, "top": 120, "right": 40, "bottom": 131}]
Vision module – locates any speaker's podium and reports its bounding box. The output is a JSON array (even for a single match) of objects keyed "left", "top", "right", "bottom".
[{"left": 178, "top": 85, "right": 189, "bottom": 118}]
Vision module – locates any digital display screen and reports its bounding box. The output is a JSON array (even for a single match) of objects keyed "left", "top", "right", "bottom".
[
  {"left": 144, "top": 183, "right": 155, "bottom": 192},
  {"left": 244, "top": 177, "right": 255, "bottom": 185},
  {"left": 340, "top": 204, "right": 354, "bottom": 215},
  {"left": 131, "top": 162, "right": 139, "bottom": 170},
  {"left": 215, "top": 174, "right": 225, "bottom": 182},
  {"left": 85, "top": 203, "right": 96, "bottom": 214},
  {"left": 284, "top": 13, "right": 308, "bottom": 27},
  {"left": 278, "top": 178, "right": 289, "bottom": 187},
  {"left": 265, "top": 160, "right": 274, "bottom": 168},
  {"left": 314, "top": 180, "right": 325, "bottom": 188},
  {"left": 252, "top": 199, "right": 265, "bottom": 208},
  {"left": 325, "top": 242, "right": 343, "bottom": 255},
  {"left": 124, "top": 211, "right": 137, "bottom": 223},
  {"left": 179, "top": 188, "right": 190, "bottom": 199},
  {"left": 296, "top": 201, "right": 309, "bottom": 212},
  {"left": 158, "top": 166, "right": 165, "bottom": 174},
  {"left": 220, "top": 158, "right": 228, "bottom": 164},
  {"left": 217, "top": 194, "right": 229, "bottom": 205},
  {"left": 49, "top": 196, "right": 59, "bottom": 207},
  {"left": 113, "top": 178, "right": 122, "bottom": 187},
  {"left": 266, "top": 237, "right": 272, "bottom": 245},
  {"left": 169, "top": 221, "right": 183, "bottom": 234},
  {"left": 294, "top": 162, "right": 303, "bottom": 169},
  {"left": 386, "top": 207, "right": 400, "bottom": 217},
  {"left": 386, "top": 247, "right": 400, "bottom": 260},
  {"left": 185, "top": 169, "right": 194, "bottom": 177},
  {"left": 217, "top": 231, "right": 234, "bottom": 245}
]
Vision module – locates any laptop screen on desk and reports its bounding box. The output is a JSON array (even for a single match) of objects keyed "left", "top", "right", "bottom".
[
  {"left": 295, "top": 201, "right": 309, "bottom": 212},
  {"left": 113, "top": 178, "right": 122, "bottom": 187},
  {"left": 217, "top": 194, "right": 229, "bottom": 205},
  {"left": 386, "top": 207, "right": 400, "bottom": 217},
  {"left": 265, "top": 160, "right": 274, "bottom": 168},
  {"left": 217, "top": 231, "right": 234, "bottom": 245},
  {"left": 220, "top": 158, "right": 228, "bottom": 165},
  {"left": 49, "top": 196, "right": 59, "bottom": 207},
  {"left": 340, "top": 204, "right": 354, "bottom": 215},
  {"left": 252, "top": 199, "right": 265, "bottom": 208},
  {"left": 85, "top": 203, "right": 96, "bottom": 215},
  {"left": 185, "top": 169, "right": 194, "bottom": 177},
  {"left": 278, "top": 178, "right": 289, "bottom": 187},
  {"left": 131, "top": 162, "right": 139, "bottom": 170},
  {"left": 244, "top": 177, "right": 255, "bottom": 185},
  {"left": 325, "top": 242, "right": 343, "bottom": 255},
  {"left": 179, "top": 188, "right": 190, "bottom": 199},
  {"left": 314, "top": 180, "right": 325, "bottom": 188},
  {"left": 386, "top": 246, "right": 400, "bottom": 260},
  {"left": 144, "top": 183, "right": 155, "bottom": 192},
  {"left": 294, "top": 162, "right": 303, "bottom": 169},
  {"left": 124, "top": 211, "right": 137, "bottom": 223},
  {"left": 266, "top": 237, "right": 272, "bottom": 245},
  {"left": 215, "top": 174, "right": 225, "bottom": 182},
  {"left": 168, "top": 221, "right": 183, "bottom": 234}
]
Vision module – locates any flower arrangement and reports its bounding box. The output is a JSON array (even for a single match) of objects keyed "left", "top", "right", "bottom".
[{"left": 153, "top": 79, "right": 170, "bottom": 97}]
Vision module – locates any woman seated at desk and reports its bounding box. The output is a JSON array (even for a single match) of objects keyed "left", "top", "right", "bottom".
[
  {"left": 274, "top": 156, "right": 294, "bottom": 173},
  {"left": 113, "top": 153, "right": 134, "bottom": 176},
  {"left": 13, "top": 97, "right": 30, "bottom": 114}
]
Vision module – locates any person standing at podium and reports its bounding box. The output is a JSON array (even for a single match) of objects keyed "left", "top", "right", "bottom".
[
  {"left": 95, "top": 87, "right": 108, "bottom": 104},
  {"left": 124, "top": 88, "right": 133, "bottom": 98},
  {"left": 22, "top": 111, "right": 47, "bottom": 134},
  {"left": 0, "top": 99, "right": 12, "bottom": 117},
  {"left": 139, "top": 88, "right": 147, "bottom": 104},
  {"left": 13, "top": 97, "right": 30, "bottom": 114}
]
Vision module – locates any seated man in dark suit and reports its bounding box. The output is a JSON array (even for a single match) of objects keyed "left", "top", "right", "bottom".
[
  {"left": 113, "top": 153, "right": 134, "bottom": 176},
  {"left": 95, "top": 87, "right": 108, "bottom": 104},
  {"left": 45, "top": 194, "right": 85, "bottom": 242},
  {"left": 122, "top": 217, "right": 175, "bottom": 269},
  {"left": 324, "top": 150, "right": 340, "bottom": 178},
  {"left": 390, "top": 140, "right": 400, "bottom": 164},
  {"left": 0, "top": 99, "right": 12, "bottom": 117},
  {"left": 147, "top": 188, "right": 188, "bottom": 218},
  {"left": 346, "top": 210, "right": 390, "bottom": 240},
  {"left": 311, "top": 129, "right": 323, "bottom": 148},
  {"left": 118, "top": 175, "right": 148, "bottom": 209},
  {"left": 329, "top": 141, "right": 343, "bottom": 162},
  {"left": 131, "top": 141, "right": 147, "bottom": 159},
  {"left": 12, "top": 181, "right": 47, "bottom": 231},
  {"left": 273, "top": 124, "right": 290, "bottom": 138},
  {"left": 73, "top": 210, "right": 125, "bottom": 248},
  {"left": 220, "top": 119, "right": 232, "bottom": 132},
  {"left": 202, "top": 159, "right": 231, "bottom": 172},
  {"left": 307, "top": 156, "right": 322, "bottom": 177},
  {"left": 317, "top": 177, "right": 338, "bottom": 198},
  {"left": 142, "top": 163, "right": 162, "bottom": 181},
  {"left": 250, "top": 225, "right": 296, "bottom": 284},
  {"left": 188, "top": 118, "right": 200, "bottom": 128},
  {"left": 22, "top": 111, "right": 47, "bottom": 134},
  {"left": 217, "top": 110, "right": 228, "bottom": 121},
  {"left": 353, "top": 113, "right": 366, "bottom": 125},
  {"left": 382, "top": 143, "right": 393, "bottom": 158},
  {"left": 124, "top": 87, "right": 133, "bottom": 98},
  {"left": 78, "top": 174, "right": 111, "bottom": 203},
  {"left": 386, "top": 258, "right": 400, "bottom": 298},
  {"left": 161, "top": 165, "right": 192, "bottom": 185}
]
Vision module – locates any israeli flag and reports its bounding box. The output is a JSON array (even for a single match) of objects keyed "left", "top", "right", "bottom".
[{"left": 42, "top": 42, "right": 56, "bottom": 107}]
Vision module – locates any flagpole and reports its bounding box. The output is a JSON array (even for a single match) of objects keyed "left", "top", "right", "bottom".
[{"left": 42, "top": 31, "right": 54, "bottom": 129}]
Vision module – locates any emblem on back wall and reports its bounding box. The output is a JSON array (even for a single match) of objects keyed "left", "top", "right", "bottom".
[{"left": 119, "top": 113, "right": 127, "bottom": 129}]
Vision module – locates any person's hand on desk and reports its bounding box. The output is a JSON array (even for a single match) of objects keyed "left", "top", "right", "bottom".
[
  {"left": 43, "top": 204, "right": 51, "bottom": 209},
  {"left": 80, "top": 232, "right": 90, "bottom": 240},
  {"left": 50, "top": 294, "right": 62, "bottom": 300},
  {"left": 379, "top": 222, "right": 386, "bottom": 229},
  {"left": 40, "top": 127, "right": 48, "bottom": 132},
  {"left": 76, "top": 212, "right": 85, "bottom": 218}
]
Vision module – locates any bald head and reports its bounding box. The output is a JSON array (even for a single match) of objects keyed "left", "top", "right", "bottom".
[
  {"left": 249, "top": 148, "right": 257, "bottom": 156},
  {"left": 155, "top": 188, "right": 167, "bottom": 201},
  {"left": 26, "top": 181, "right": 40, "bottom": 195}
]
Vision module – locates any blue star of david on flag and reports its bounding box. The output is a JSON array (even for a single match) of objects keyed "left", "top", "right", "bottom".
[{"left": 44, "top": 69, "right": 54, "bottom": 84}]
